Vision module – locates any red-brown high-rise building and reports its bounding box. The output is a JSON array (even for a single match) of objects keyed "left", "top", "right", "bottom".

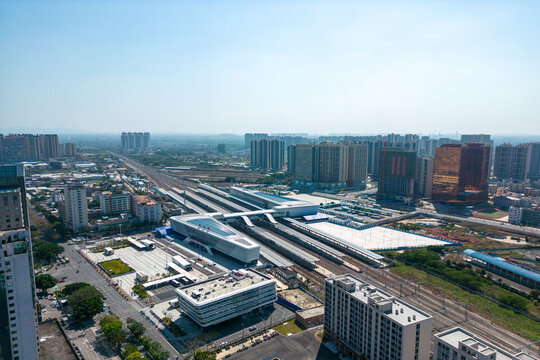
[{"left": 432, "top": 144, "right": 490, "bottom": 203}]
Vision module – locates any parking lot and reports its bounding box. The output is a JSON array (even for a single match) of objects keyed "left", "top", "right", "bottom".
[{"left": 226, "top": 327, "right": 335, "bottom": 360}]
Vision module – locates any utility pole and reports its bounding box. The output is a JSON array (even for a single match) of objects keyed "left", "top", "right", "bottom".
[
  {"left": 443, "top": 290, "right": 446, "bottom": 310},
  {"left": 399, "top": 283, "right": 402, "bottom": 298}
]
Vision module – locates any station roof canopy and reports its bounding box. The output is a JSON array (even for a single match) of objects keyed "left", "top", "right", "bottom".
[{"left": 463, "top": 249, "right": 540, "bottom": 283}]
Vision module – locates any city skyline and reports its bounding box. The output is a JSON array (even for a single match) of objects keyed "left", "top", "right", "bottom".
[{"left": 1, "top": 1, "right": 540, "bottom": 134}]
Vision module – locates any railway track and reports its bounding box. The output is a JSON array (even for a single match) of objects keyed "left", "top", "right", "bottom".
[{"left": 112, "top": 155, "right": 537, "bottom": 356}]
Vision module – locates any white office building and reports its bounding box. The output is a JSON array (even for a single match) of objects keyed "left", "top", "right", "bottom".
[
  {"left": 324, "top": 274, "right": 432, "bottom": 360},
  {"left": 176, "top": 269, "right": 276, "bottom": 327},
  {"left": 63, "top": 183, "right": 88, "bottom": 231},
  {"left": 434, "top": 327, "right": 536, "bottom": 360},
  {"left": 0, "top": 165, "right": 40, "bottom": 360}
]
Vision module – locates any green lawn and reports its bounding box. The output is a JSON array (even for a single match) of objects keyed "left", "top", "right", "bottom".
[
  {"left": 273, "top": 320, "right": 304, "bottom": 335},
  {"left": 474, "top": 211, "right": 507, "bottom": 219},
  {"left": 391, "top": 262, "right": 540, "bottom": 341},
  {"left": 98, "top": 259, "right": 132, "bottom": 276}
]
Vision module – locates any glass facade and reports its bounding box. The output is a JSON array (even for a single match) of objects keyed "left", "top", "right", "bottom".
[
  {"left": 433, "top": 144, "right": 490, "bottom": 203},
  {"left": 377, "top": 148, "right": 417, "bottom": 199}
]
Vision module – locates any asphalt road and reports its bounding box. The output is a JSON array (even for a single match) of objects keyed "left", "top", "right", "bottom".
[{"left": 48, "top": 243, "right": 181, "bottom": 359}]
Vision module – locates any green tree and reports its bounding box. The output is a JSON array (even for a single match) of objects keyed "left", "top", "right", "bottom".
[
  {"left": 123, "top": 344, "right": 139, "bottom": 357},
  {"left": 69, "top": 285, "right": 103, "bottom": 320},
  {"left": 100, "top": 314, "right": 120, "bottom": 327},
  {"left": 499, "top": 294, "right": 528, "bottom": 311},
  {"left": 126, "top": 352, "right": 147, "bottom": 360},
  {"left": 126, "top": 317, "right": 146, "bottom": 338},
  {"left": 194, "top": 350, "right": 216, "bottom": 360},
  {"left": 62, "top": 282, "right": 90, "bottom": 296},
  {"left": 49, "top": 161, "right": 62, "bottom": 170},
  {"left": 33, "top": 241, "right": 64, "bottom": 261},
  {"left": 35, "top": 274, "right": 58, "bottom": 291},
  {"left": 102, "top": 321, "right": 126, "bottom": 347}
]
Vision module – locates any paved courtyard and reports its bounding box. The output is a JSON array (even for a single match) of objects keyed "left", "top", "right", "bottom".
[{"left": 85, "top": 246, "right": 207, "bottom": 297}]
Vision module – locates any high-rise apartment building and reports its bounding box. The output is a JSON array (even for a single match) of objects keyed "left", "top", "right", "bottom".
[
  {"left": 461, "top": 134, "right": 494, "bottom": 174},
  {"left": 493, "top": 144, "right": 529, "bottom": 181},
  {"left": 0, "top": 134, "right": 40, "bottom": 163},
  {"left": 526, "top": 143, "right": 540, "bottom": 181},
  {"left": 244, "top": 133, "right": 268, "bottom": 149},
  {"left": 289, "top": 143, "right": 368, "bottom": 190},
  {"left": 250, "top": 139, "right": 285, "bottom": 171},
  {"left": 314, "top": 143, "right": 348, "bottom": 186},
  {"left": 347, "top": 144, "right": 369, "bottom": 188},
  {"left": 325, "top": 275, "right": 432, "bottom": 360},
  {"left": 0, "top": 164, "right": 40, "bottom": 360},
  {"left": 217, "top": 143, "right": 226, "bottom": 154},
  {"left": 415, "top": 156, "right": 434, "bottom": 198},
  {"left": 432, "top": 144, "right": 490, "bottom": 203},
  {"left": 121, "top": 132, "right": 150, "bottom": 150},
  {"left": 289, "top": 144, "right": 314, "bottom": 181},
  {"left": 377, "top": 148, "right": 417, "bottom": 200},
  {"left": 63, "top": 142, "right": 77, "bottom": 157},
  {"left": 38, "top": 134, "right": 60, "bottom": 159},
  {"left": 63, "top": 183, "right": 88, "bottom": 231}
]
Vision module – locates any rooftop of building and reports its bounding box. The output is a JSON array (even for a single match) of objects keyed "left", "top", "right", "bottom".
[
  {"left": 176, "top": 269, "right": 274, "bottom": 305},
  {"left": 328, "top": 274, "right": 431, "bottom": 325},
  {"left": 170, "top": 213, "right": 257, "bottom": 248},
  {"left": 435, "top": 327, "right": 532, "bottom": 360},
  {"left": 296, "top": 305, "right": 324, "bottom": 318},
  {"left": 231, "top": 187, "right": 318, "bottom": 214},
  {"left": 463, "top": 249, "right": 540, "bottom": 283},
  {"left": 0, "top": 187, "right": 20, "bottom": 194},
  {"left": 132, "top": 195, "right": 158, "bottom": 206},
  {"left": 0, "top": 227, "right": 29, "bottom": 238}
]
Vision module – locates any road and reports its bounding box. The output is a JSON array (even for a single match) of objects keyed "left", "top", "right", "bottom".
[{"left": 47, "top": 243, "right": 182, "bottom": 359}]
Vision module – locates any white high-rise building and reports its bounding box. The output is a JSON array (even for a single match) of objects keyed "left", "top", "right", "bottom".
[
  {"left": 324, "top": 274, "right": 432, "bottom": 360},
  {"left": 63, "top": 183, "right": 88, "bottom": 230},
  {"left": 0, "top": 164, "right": 40, "bottom": 360}
]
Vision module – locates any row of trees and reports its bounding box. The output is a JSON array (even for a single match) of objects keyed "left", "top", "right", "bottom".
[
  {"left": 99, "top": 315, "right": 169, "bottom": 360},
  {"left": 396, "top": 247, "right": 484, "bottom": 291}
]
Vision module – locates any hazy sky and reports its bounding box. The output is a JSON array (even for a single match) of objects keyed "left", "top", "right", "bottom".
[{"left": 1, "top": 1, "right": 539, "bottom": 135}]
